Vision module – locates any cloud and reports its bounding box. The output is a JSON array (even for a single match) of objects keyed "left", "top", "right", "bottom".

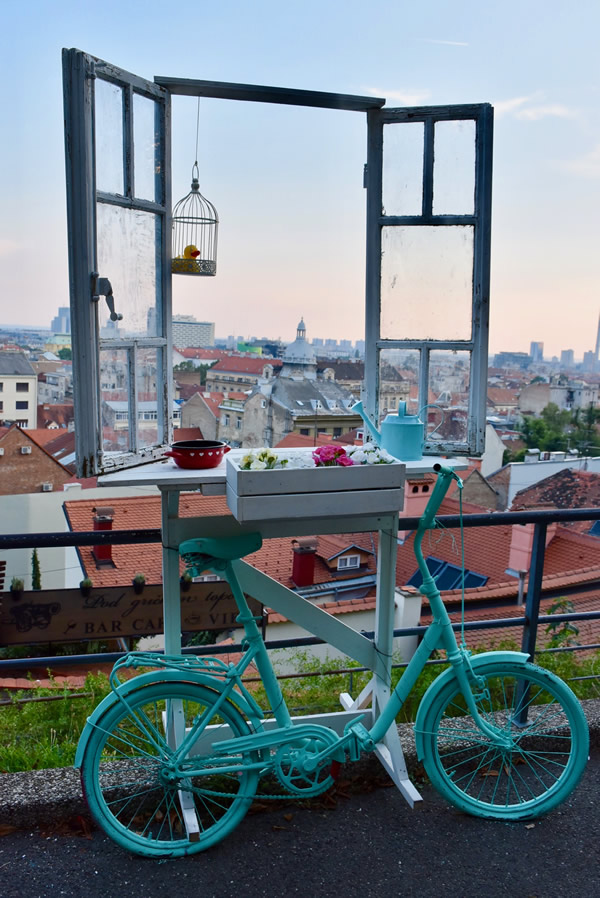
[
  {"left": 494, "top": 95, "right": 540, "bottom": 118},
  {"left": 516, "top": 104, "right": 575, "bottom": 121},
  {"left": 418, "top": 39, "right": 469, "bottom": 46},
  {"left": 363, "top": 86, "right": 431, "bottom": 106},
  {"left": 560, "top": 143, "right": 600, "bottom": 178},
  {"left": 494, "top": 93, "right": 576, "bottom": 121}
]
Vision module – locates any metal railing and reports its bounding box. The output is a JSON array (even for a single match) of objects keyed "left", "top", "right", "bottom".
[{"left": 1, "top": 506, "right": 600, "bottom": 672}]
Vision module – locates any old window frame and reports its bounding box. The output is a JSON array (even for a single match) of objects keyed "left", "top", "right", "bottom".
[
  {"left": 63, "top": 49, "right": 172, "bottom": 477},
  {"left": 363, "top": 104, "right": 493, "bottom": 456}
]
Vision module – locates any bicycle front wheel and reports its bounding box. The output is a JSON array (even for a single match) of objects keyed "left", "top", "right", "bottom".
[
  {"left": 81, "top": 682, "right": 260, "bottom": 857},
  {"left": 419, "top": 660, "right": 588, "bottom": 820}
]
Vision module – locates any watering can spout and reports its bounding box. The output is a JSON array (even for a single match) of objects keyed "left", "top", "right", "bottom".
[{"left": 351, "top": 401, "right": 381, "bottom": 445}]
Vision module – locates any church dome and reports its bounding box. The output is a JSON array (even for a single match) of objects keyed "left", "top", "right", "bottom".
[{"left": 283, "top": 317, "right": 316, "bottom": 366}]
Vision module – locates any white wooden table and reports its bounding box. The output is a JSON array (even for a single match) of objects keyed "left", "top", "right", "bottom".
[{"left": 99, "top": 449, "right": 466, "bottom": 807}]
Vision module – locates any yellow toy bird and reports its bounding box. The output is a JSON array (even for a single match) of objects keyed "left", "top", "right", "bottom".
[{"left": 183, "top": 245, "right": 201, "bottom": 259}]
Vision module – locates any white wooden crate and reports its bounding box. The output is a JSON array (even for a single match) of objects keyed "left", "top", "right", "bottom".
[{"left": 225, "top": 451, "right": 405, "bottom": 523}]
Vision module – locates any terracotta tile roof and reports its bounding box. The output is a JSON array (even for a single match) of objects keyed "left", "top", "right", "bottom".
[
  {"left": 26, "top": 428, "right": 64, "bottom": 447},
  {"left": 210, "top": 357, "right": 283, "bottom": 374},
  {"left": 63, "top": 487, "right": 600, "bottom": 640},
  {"left": 512, "top": 468, "right": 600, "bottom": 516},
  {"left": 487, "top": 387, "right": 520, "bottom": 406},
  {"left": 37, "top": 404, "right": 74, "bottom": 429}
]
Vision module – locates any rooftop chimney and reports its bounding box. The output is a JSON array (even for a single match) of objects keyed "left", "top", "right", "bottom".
[
  {"left": 92, "top": 506, "right": 114, "bottom": 565},
  {"left": 291, "top": 536, "right": 318, "bottom": 587}
]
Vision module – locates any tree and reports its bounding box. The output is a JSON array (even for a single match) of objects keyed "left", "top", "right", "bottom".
[
  {"left": 31, "top": 549, "right": 41, "bottom": 590},
  {"left": 58, "top": 347, "right": 72, "bottom": 360}
]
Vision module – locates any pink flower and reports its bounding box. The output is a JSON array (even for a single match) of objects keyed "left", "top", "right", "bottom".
[
  {"left": 313, "top": 445, "right": 351, "bottom": 466},
  {"left": 337, "top": 455, "right": 354, "bottom": 466}
]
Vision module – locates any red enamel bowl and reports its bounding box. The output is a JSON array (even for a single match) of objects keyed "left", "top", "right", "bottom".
[{"left": 164, "top": 440, "right": 231, "bottom": 470}]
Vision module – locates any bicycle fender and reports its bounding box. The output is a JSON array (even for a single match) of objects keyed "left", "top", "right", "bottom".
[
  {"left": 413, "top": 651, "right": 530, "bottom": 761},
  {"left": 74, "top": 669, "right": 260, "bottom": 768}
]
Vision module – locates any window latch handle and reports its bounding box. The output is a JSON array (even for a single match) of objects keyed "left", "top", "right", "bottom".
[{"left": 91, "top": 273, "right": 123, "bottom": 321}]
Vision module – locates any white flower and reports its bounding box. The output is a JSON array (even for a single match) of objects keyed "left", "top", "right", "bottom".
[{"left": 250, "top": 459, "right": 267, "bottom": 470}]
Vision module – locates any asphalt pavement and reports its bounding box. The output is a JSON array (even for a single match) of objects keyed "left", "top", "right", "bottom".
[{"left": 1, "top": 754, "right": 599, "bottom": 898}]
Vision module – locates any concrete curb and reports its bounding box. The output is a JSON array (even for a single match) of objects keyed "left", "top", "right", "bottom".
[{"left": 2, "top": 699, "right": 599, "bottom": 830}]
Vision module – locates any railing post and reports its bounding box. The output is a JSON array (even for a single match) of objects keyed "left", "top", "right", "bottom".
[
  {"left": 516, "top": 522, "right": 547, "bottom": 726},
  {"left": 520, "top": 522, "right": 547, "bottom": 660}
]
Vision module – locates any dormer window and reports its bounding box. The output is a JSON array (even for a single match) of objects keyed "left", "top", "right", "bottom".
[{"left": 337, "top": 554, "right": 360, "bottom": 571}]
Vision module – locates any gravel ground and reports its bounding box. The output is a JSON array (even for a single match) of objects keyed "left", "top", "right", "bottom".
[{"left": 1, "top": 700, "right": 599, "bottom": 897}]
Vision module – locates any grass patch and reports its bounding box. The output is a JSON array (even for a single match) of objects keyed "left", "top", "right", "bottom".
[{"left": 1, "top": 644, "right": 598, "bottom": 773}]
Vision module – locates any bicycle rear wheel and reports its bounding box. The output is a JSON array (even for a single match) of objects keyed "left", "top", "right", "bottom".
[
  {"left": 81, "top": 681, "right": 260, "bottom": 857},
  {"left": 419, "top": 660, "right": 588, "bottom": 820}
]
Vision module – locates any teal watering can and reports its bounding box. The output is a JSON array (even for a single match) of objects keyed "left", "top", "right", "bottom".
[{"left": 352, "top": 400, "right": 442, "bottom": 461}]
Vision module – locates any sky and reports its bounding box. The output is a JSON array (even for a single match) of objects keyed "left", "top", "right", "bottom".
[{"left": 0, "top": 0, "right": 598, "bottom": 359}]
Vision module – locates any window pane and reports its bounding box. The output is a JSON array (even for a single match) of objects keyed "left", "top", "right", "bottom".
[
  {"left": 133, "top": 93, "right": 161, "bottom": 203},
  {"left": 425, "top": 349, "right": 471, "bottom": 446},
  {"left": 137, "top": 347, "right": 159, "bottom": 448},
  {"left": 95, "top": 80, "right": 124, "bottom": 195},
  {"left": 100, "top": 348, "right": 130, "bottom": 453},
  {"left": 380, "top": 225, "right": 473, "bottom": 341},
  {"left": 378, "top": 347, "right": 414, "bottom": 420},
  {"left": 382, "top": 122, "right": 423, "bottom": 216},
  {"left": 433, "top": 120, "right": 476, "bottom": 215},
  {"left": 96, "top": 204, "right": 161, "bottom": 338}
]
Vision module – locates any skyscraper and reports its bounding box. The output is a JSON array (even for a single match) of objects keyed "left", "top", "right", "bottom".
[{"left": 530, "top": 341, "right": 544, "bottom": 362}]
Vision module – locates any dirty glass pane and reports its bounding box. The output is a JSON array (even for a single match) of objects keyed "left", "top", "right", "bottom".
[
  {"left": 382, "top": 122, "right": 423, "bottom": 216},
  {"left": 96, "top": 203, "right": 160, "bottom": 338},
  {"left": 380, "top": 225, "right": 473, "bottom": 341},
  {"left": 378, "top": 347, "right": 415, "bottom": 420},
  {"left": 95, "top": 79, "right": 124, "bottom": 195},
  {"left": 136, "top": 347, "right": 159, "bottom": 448},
  {"left": 424, "top": 349, "right": 471, "bottom": 445},
  {"left": 433, "top": 120, "right": 475, "bottom": 215},
  {"left": 100, "top": 348, "right": 130, "bottom": 453},
  {"left": 133, "top": 93, "right": 160, "bottom": 203}
]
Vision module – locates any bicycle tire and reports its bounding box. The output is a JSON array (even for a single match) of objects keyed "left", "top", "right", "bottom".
[
  {"left": 80, "top": 681, "right": 260, "bottom": 857},
  {"left": 419, "top": 660, "right": 589, "bottom": 820}
]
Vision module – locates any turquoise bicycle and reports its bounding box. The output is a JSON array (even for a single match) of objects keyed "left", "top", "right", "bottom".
[{"left": 75, "top": 465, "right": 589, "bottom": 857}]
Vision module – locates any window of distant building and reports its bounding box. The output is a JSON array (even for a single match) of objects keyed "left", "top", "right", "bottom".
[
  {"left": 337, "top": 555, "right": 360, "bottom": 571},
  {"left": 16, "top": 383, "right": 29, "bottom": 392},
  {"left": 16, "top": 401, "right": 29, "bottom": 410},
  {"left": 236, "top": 417, "right": 242, "bottom": 429}
]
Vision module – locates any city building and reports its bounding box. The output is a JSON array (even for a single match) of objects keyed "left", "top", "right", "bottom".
[
  {"left": 529, "top": 341, "right": 544, "bottom": 362},
  {"left": 205, "top": 356, "right": 283, "bottom": 393},
  {"left": 172, "top": 317, "right": 215, "bottom": 348},
  {"left": 0, "top": 351, "right": 38, "bottom": 429},
  {"left": 493, "top": 351, "right": 531, "bottom": 369},
  {"left": 560, "top": 349, "right": 575, "bottom": 369},
  {"left": 0, "top": 424, "right": 72, "bottom": 495},
  {"left": 50, "top": 306, "right": 71, "bottom": 335},
  {"left": 241, "top": 319, "right": 362, "bottom": 447}
]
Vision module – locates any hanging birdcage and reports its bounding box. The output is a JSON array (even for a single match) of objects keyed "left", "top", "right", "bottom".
[{"left": 171, "top": 163, "right": 219, "bottom": 276}]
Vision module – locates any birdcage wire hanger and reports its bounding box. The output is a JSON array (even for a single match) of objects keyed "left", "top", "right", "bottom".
[{"left": 171, "top": 101, "right": 219, "bottom": 276}]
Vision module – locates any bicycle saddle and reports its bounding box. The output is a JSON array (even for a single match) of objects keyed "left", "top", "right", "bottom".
[{"left": 179, "top": 531, "right": 263, "bottom": 562}]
